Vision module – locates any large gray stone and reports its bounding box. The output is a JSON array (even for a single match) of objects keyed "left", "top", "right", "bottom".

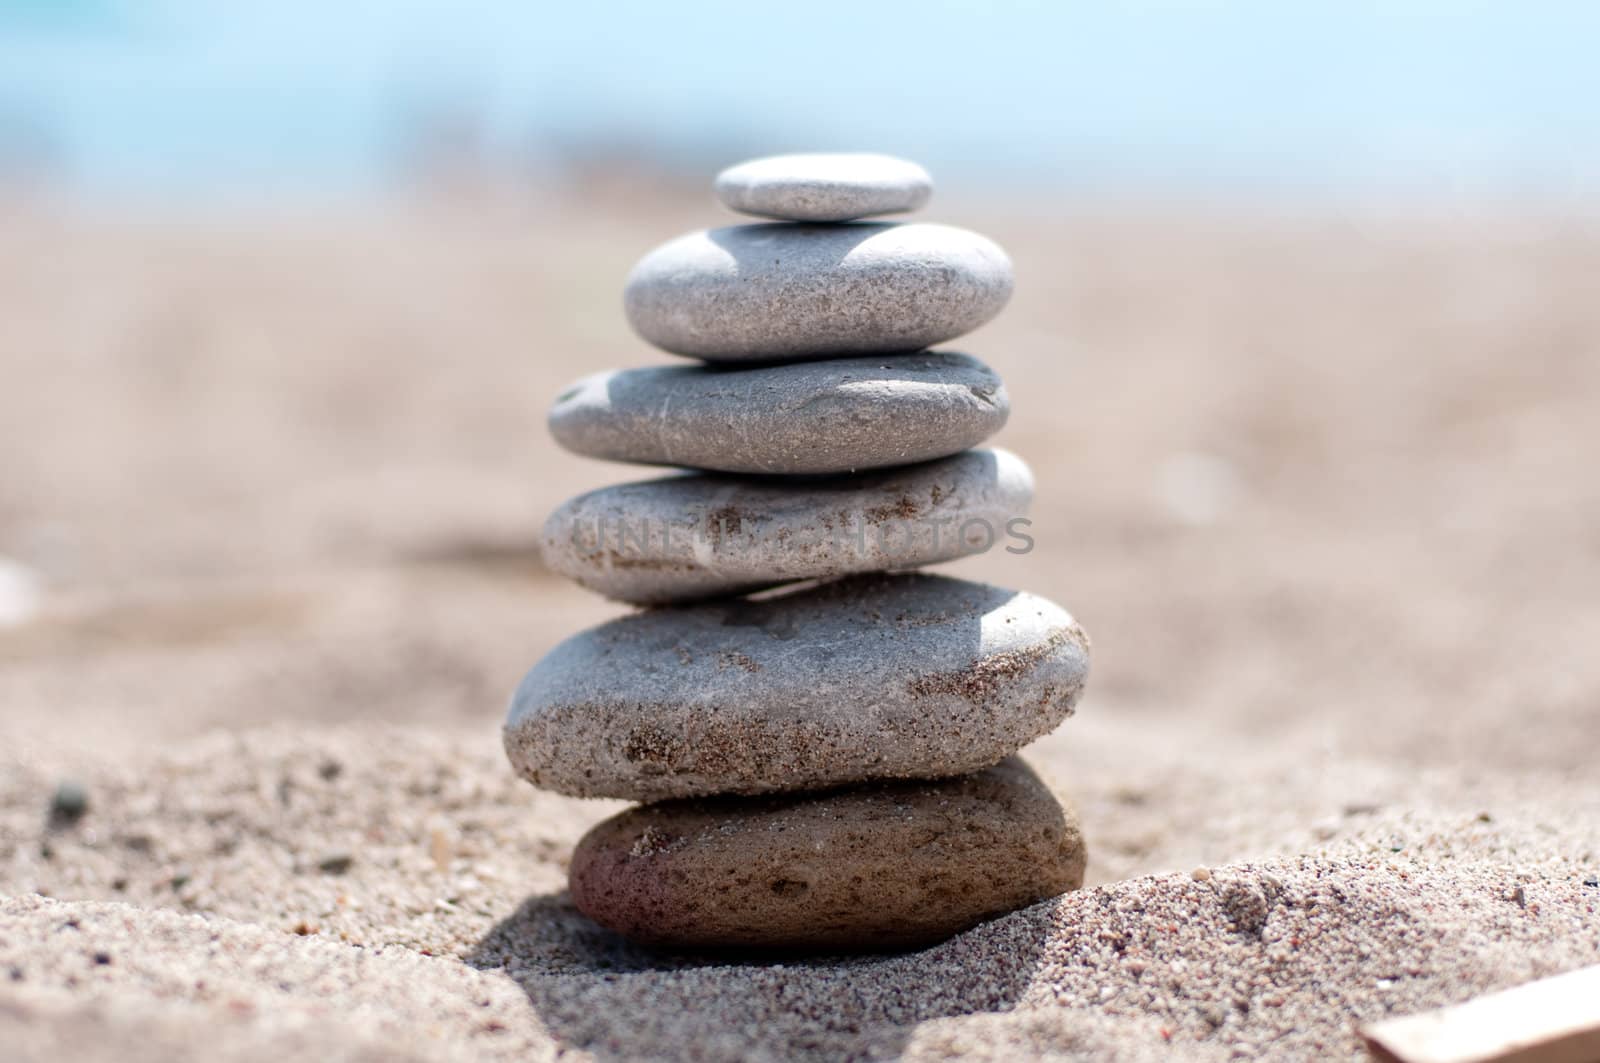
[
  {"left": 547, "top": 351, "right": 1008, "bottom": 475},
  {"left": 568, "top": 757, "right": 1086, "bottom": 952},
  {"left": 540, "top": 448, "right": 1033, "bottom": 604},
  {"left": 503, "top": 573, "right": 1090, "bottom": 801},
  {"left": 623, "top": 223, "right": 1013, "bottom": 362},
  {"left": 713, "top": 152, "right": 933, "bottom": 222}
]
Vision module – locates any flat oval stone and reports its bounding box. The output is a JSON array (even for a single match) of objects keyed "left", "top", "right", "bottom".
[
  {"left": 623, "top": 223, "right": 1013, "bottom": 362},
  {"left": 503, "top": 573, "right": 1090, "bottom": 801},
  {"left": 541, "top": 448, "right": 1032, "bottom": 603},
  {"left": 568, "top": 757, "right": 1086, "bottom": 952},
  {"left": 713, "top": 152, "right": 933, "bottom": 222},
  {"left": 548, "top": 351, "right": 1008, "bottom": 475}
]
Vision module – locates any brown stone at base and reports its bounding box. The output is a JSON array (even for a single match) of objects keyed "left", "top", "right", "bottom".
[{"left": 567, "top": 757, "right": 1086, "bottom": 953}]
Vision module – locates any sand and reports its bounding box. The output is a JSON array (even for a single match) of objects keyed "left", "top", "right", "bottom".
[{"left": 3, "top": 188, "right": 1600, "bottom": 1060}]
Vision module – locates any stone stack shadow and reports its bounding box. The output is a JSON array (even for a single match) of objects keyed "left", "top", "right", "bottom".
[{"left": 504, "top": 152, "right": 1092, "bottom": 953}]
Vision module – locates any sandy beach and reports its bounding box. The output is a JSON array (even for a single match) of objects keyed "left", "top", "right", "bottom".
[{"left": 3, "top": 190, "right": 1599, "bottom": 1060}]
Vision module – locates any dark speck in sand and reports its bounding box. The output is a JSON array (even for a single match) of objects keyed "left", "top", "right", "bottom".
[
  {"left": 47, "top": 781, "right": 90, "bottom": 830},
  {"left": 317, "top": 853, "right": 355, "bottom": 875}
]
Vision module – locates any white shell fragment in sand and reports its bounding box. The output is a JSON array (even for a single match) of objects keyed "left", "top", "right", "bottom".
[{"left": 1361, "top": 964, "right": 1600, "bottom": 1063}]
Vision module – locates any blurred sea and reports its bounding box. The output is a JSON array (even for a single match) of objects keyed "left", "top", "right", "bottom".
[{"left": 3, "top": 0, "right": 1600, "bottom": 200}]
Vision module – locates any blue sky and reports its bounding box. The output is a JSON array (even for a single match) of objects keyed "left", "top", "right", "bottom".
[{"left": 4, "top": 0, "right": 1600, "bottom": 197}]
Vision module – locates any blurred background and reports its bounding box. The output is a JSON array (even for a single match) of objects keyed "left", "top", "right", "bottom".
[
  {"left": 3, "top": 0, "right": 1599, "bottom": 800},
  {"left": 6, "top": 1, "right": 1600, "bottom": 198}
]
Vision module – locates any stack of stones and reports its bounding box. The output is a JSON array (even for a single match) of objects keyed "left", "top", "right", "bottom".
[{"left": 504, "top": 153, "right": 1092, "bottom": 952}]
